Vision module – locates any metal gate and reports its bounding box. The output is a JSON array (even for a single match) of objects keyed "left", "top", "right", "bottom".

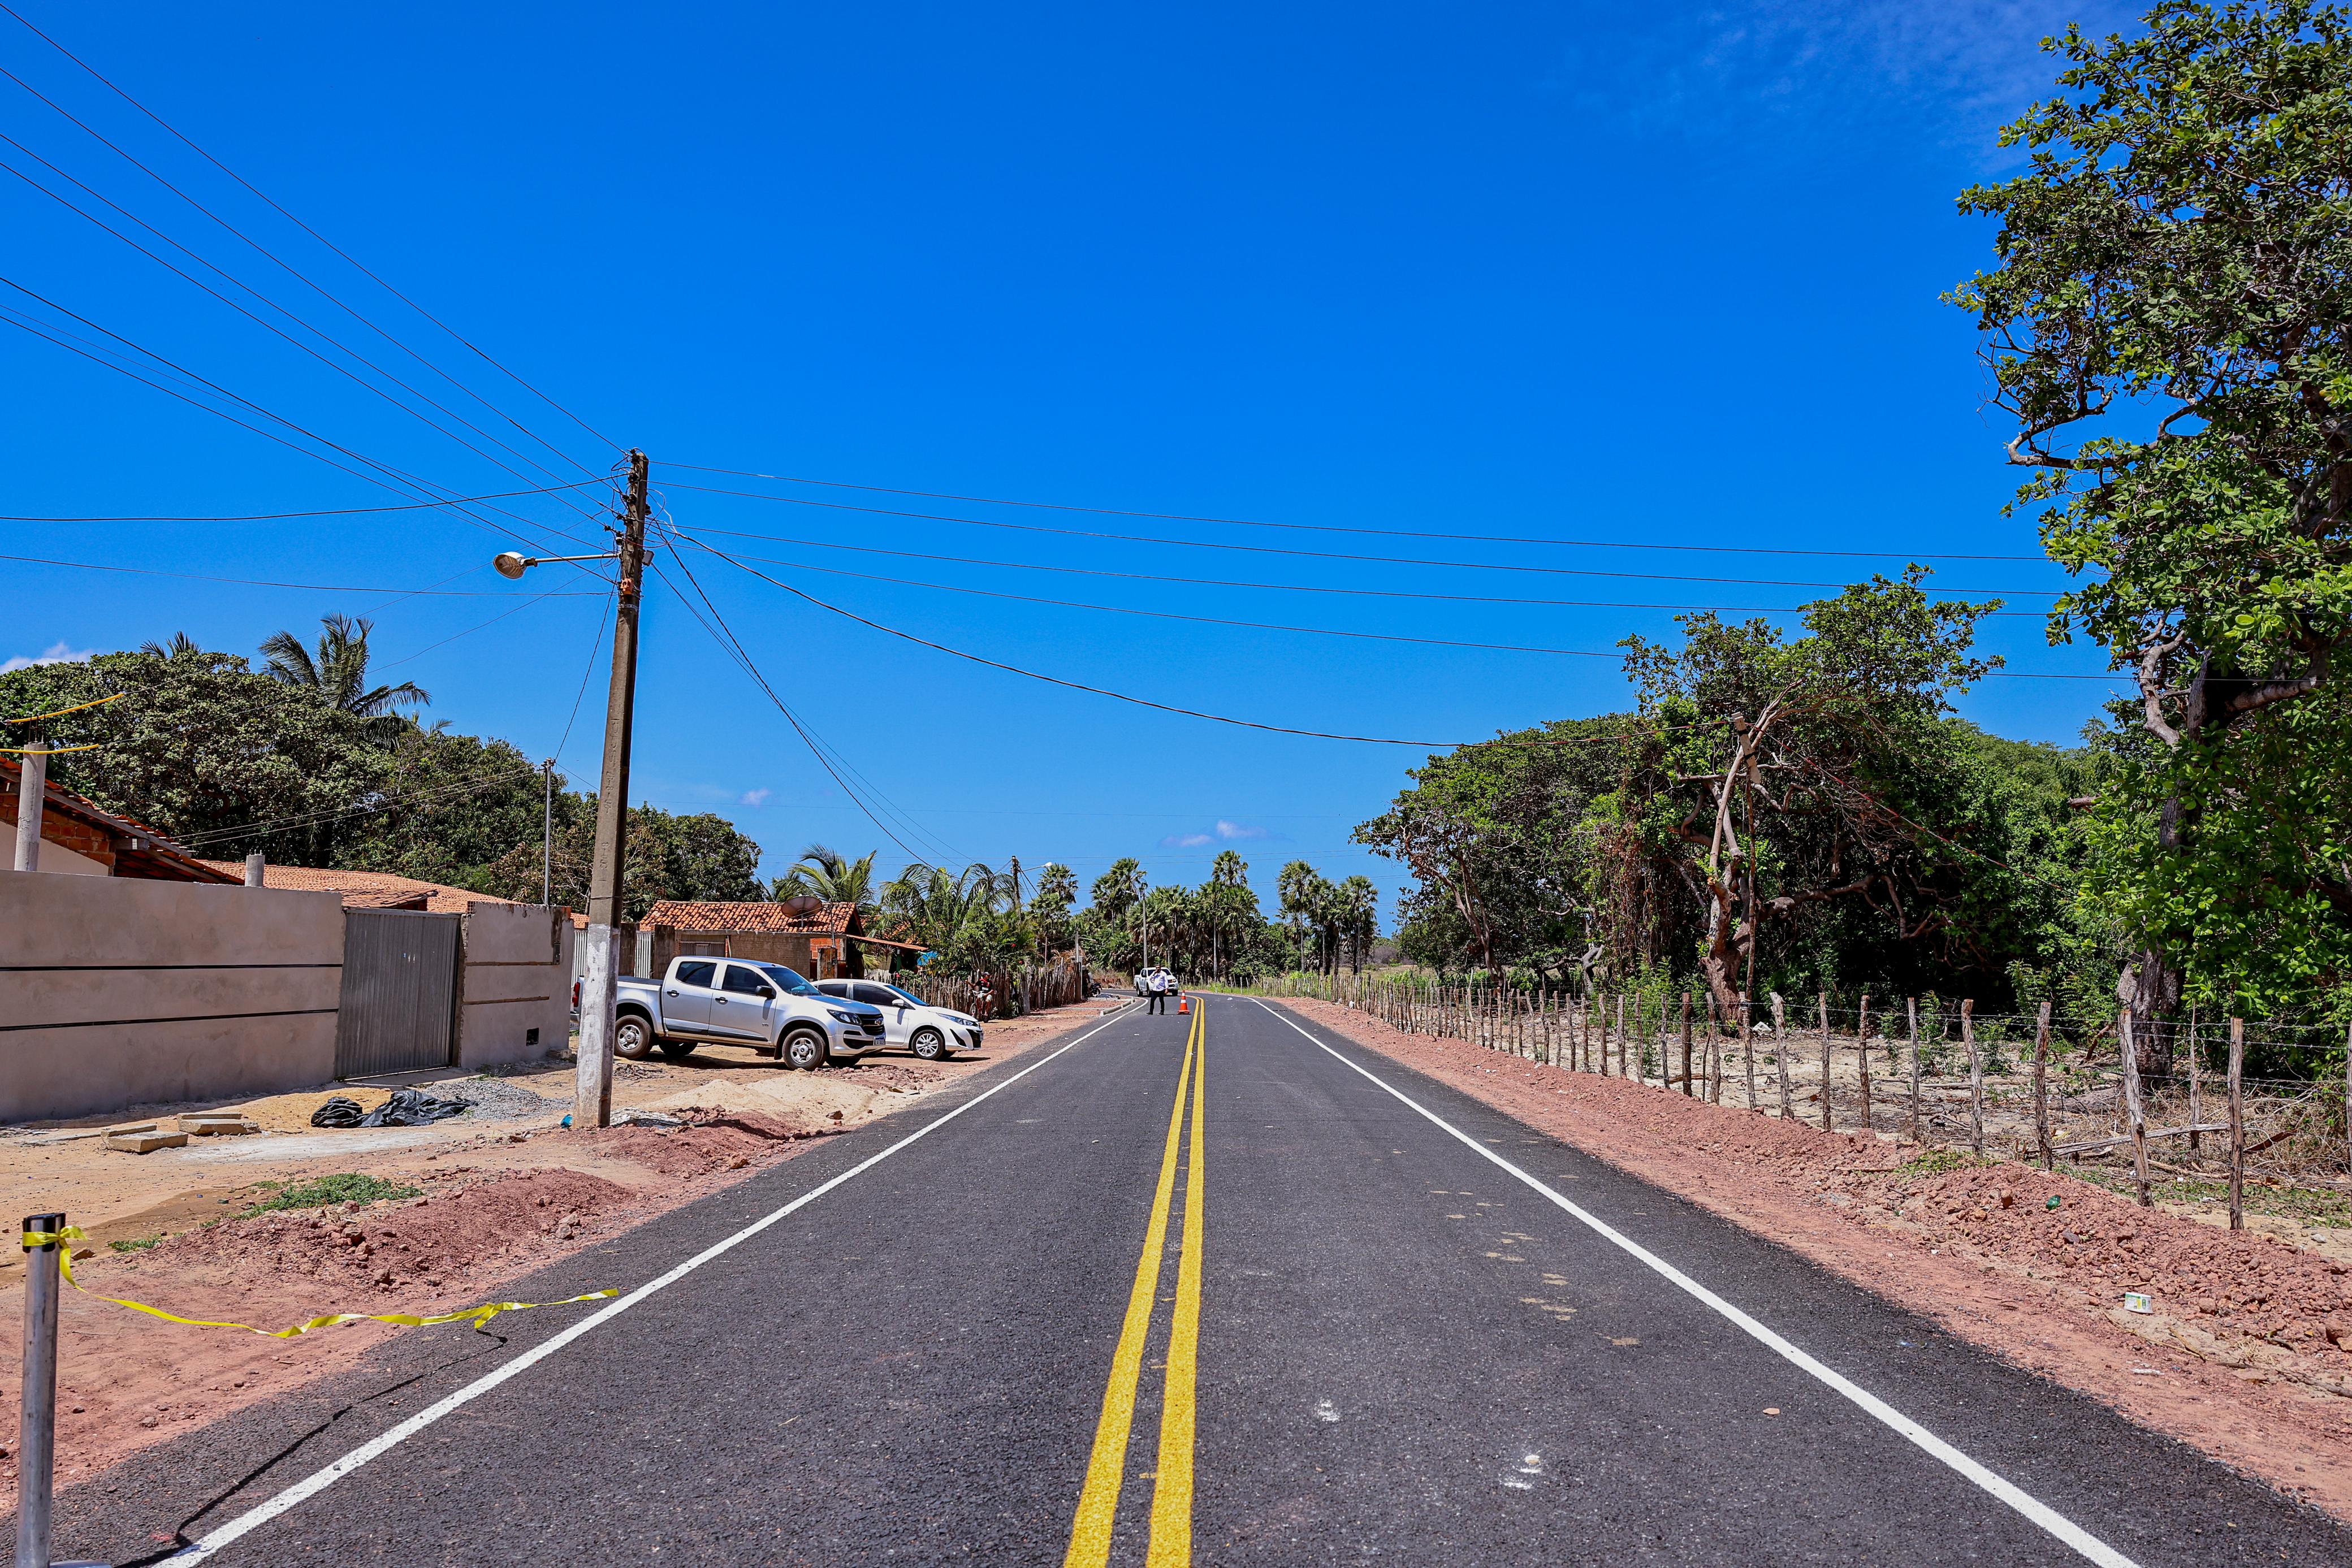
[{"left": 334, "top": 909, "right": 461, "bottom": 1077}]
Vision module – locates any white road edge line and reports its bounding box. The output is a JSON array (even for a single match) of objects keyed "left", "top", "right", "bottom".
[
  {"left": 171, "top": 1002, "right": 1142, "bottom": 1562},
  {"left": 1251, "top": 999, "right": 2145, "bottom": 1568}
]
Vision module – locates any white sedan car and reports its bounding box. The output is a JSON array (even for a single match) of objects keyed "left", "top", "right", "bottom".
[{"left": 814, "top": 978, "right": 985, "bottom": 1061}]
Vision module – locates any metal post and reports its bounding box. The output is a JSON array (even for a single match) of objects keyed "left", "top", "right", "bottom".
[
  {"left": 577, "top": 451, "right": 649, "bottom": 1132},
  {"left": 12, "top": 743, "right": 47, "bottom": 872},
  {"left": 19, "top": 1212, "right": 64, "bottom": 1568}
]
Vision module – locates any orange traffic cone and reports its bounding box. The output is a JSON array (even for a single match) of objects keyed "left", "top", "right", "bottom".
[{"left": 1177, "top": 996, "right": 1191, "bottom": 1015}]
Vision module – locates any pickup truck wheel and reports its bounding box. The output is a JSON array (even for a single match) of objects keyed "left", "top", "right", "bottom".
[
  {"left": 909, "top": 1026, "right": 946, "bottom": 1062},
  {"left": 657, "top": 1040, "right": 696, "bottom": 1062},
  {"left": 614, "top": 1014, "right": 655, "bottom": 1060},
  {"left": 782, "top": 1028, "right": 829, "bottom": 1071}
]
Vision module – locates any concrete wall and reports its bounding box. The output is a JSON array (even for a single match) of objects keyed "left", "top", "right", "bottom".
[
  {"left": 457, "top": 902, "right": 574, "bottom": 1070},
  {"left": 1, "top": 869, "right": 345, "bottom": 1123}
]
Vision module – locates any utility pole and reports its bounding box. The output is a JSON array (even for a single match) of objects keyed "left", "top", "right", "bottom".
[
  {"left": 576, "top": 451, "right": 650, "bottom": 1130},
  {"left": 541, "top": 758, "right": 556, "bottom": 907},
  {"left": 11, "top": 728, "right": 46, "bottom": 873}
]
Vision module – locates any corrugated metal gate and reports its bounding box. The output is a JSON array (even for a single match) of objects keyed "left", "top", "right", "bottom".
[{"left": 334, "top": 909, "right": 461, "bottom": 1077}]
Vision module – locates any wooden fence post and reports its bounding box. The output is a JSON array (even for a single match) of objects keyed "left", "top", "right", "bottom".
[
  {"left": 1679, "top": 991, "right": 1693, "bottom": 1094},
  {"left": 1906, "top": 997, "right": 1922, "bottom": 1145},
  {"left": 1817, "top": 991, "right": 1833, "bottom": 1132},
  {"left": 1741, "top": 991, "right": 1757, "bottom": 1110},
  {"left": 1771, "top": 993, "right": 1790, "bottom": 1119},
  {"left": 2120, "top": 1007, "right": 2151, "bottom": 1207},
  {"left": 2032, "top": 1000, "right": 2053, "bottom": 1171},
  {"left": 2186, "top": 1004, "right": 2202, "bottom": 1153},
  {"left": 1964, "top": 999, "right": 1983, "bottom": 1156},
  {"left": 1856, "top": 993, "right": 1873, "bottom": 1134},
  {"left": 2228, "top": 1017, "right": 2245, "bottom": 1232}
]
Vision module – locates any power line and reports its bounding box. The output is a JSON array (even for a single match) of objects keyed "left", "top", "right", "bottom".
[
  {"left": 654, "top": 461, "right": 2053, "bottom": 564},
  {"left": 0, "top": 275, "right": 603, "bottom": 559},
  {"left": 0, "top": 549, "right": 605, "bottom": 596},
  {"left": 651, "top": 480, "right": 2061, "bottom": 597},
  {"left": 0, "top": 479, "right": 609, "bottom": 523},
  {"left": 172, "top": 766, "right": 542, "bottom": 849},
  {"left": 682, "top": 536, "right": 1702, "bottom": 750},
  {"left": 681, "top": 522, "right": 2055, "bottom": 618},
  {"left": 378, "top": 587, "right": 577, "bottom": 670},
  {"left": 645, "top": 547, "right": 945, "bottom": 863},
  {"left": 0, "top": 153, "right": 609, "bottom": 522},
  {"left": 693, "top": 542, "right": 2128, "bottom": 681},
  {"left": 0, "top": 2, "right": 617, "bottom": 466}
]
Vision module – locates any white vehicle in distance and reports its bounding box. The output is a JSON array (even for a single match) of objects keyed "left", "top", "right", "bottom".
[
  {"left": 814, "top": 978, "right": 985, "bottom": 1062},
  {"left": 1133, "top": 967, "right": 1175, "bottom": 998}
]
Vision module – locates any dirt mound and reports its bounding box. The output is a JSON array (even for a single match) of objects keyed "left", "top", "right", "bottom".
[
  {"left": 153, "top": 1168, "right": 637, "bottom": 1296},
  {"left": 570, "top": 1108, "right": 832, "bottom": 1177},
  {"left": 1879, "top": 1162, "right": 2352, "bottom": 1346}
]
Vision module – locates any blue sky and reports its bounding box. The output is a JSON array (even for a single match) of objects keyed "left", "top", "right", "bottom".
[{"left": 0, "top": 0, "right": 2139, "bottom": 912}]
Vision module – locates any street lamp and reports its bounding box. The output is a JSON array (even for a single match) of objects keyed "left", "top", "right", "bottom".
[{"left": 495, "top": 549, "right": 617, "bottom": 579}]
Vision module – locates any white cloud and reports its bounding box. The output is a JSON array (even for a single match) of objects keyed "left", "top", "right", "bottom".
[
  {"left": 1161, "top": 832, "right": 1216, "bottom": 848},
  {"left": 738, "top": 788, "right": 772, "bottom": 807},
  {"left": 1, "top": 641, "right": 90, "bottom": 675},
  {"left": 1216, "top": 820, "right": 1268, "bottom": 841}
]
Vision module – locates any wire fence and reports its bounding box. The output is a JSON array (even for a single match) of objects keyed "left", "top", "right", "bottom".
[{"left": 1235, "top": 972, "right": 2352, "bottom": 1204}]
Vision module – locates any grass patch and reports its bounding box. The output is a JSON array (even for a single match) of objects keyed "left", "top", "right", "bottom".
[
  {"left": 108, "top": 1233, "right": 164, "bottom": 1253},
  {"left": 2061, "top": 1163, "right": 2352, "bottom": 1225},
  {"left": 238, "top": 1172, "right": 420, "bottom": 1218}
]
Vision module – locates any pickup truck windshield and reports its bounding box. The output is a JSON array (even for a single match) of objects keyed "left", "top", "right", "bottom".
[{"left": 754, "top": 964, "right": 819, "bottom": 997}]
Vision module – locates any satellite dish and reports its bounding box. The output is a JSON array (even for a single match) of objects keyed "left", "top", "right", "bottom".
[{"left": 782, "top": 894, "right": 825, "bottom": 917}]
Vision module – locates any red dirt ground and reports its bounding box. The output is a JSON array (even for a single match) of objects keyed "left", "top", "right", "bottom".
[{"left": 1273, "top": 994, "right": 2352, "bottom": 1522}]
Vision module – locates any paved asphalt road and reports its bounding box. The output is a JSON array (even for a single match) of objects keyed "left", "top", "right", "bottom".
[{"left": 36, "top": 997, "right": 2352, "bottom": 1566}]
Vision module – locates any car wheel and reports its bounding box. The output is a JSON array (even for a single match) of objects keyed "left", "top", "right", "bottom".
[
  {"left": 614, "top": 1014, "right": 654, "bottom": 1060},
  {"left": 657, "top": 1039, "right": 695, "bottom": 1062},
  {"left": 909, "top": 1026, "right": 945, "bottom": 1062},
  {"left": 782, "top": 1029, "right": 829, "bottom": 1071}
]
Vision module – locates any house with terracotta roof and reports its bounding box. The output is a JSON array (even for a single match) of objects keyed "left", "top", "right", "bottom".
[
  {"left": 193, "top": 861, "right": 523, "bottom": 913},
  {"left": 632, "top": 899, "right": 925, "bottom": 981},
  {"left": 1, "top": 756, "right": 236, "bottom": 882}
]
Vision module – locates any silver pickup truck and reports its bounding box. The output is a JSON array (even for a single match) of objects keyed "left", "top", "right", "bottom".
[{"left": 613, "top": 956, "right": 888, "bottom": 1069}]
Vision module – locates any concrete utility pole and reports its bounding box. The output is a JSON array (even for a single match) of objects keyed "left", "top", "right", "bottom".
[
  {"left": 11, "top": 736, "right": 46, "bottom": 873},
  {"left": 541, "top": 758, "right": 556, "bottom": 907},
  {"left": 576, "top": 451, "right": 650, "bottom": 1130}
]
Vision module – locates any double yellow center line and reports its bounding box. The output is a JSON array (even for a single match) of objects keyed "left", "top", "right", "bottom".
[{"left": 1065, "top": 997, "right": 1207, "bottom": 1567}]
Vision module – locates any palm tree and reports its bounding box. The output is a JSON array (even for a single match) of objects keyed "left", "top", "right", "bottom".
[
  {"left": 138, "top": 631, "right": 201, "bottom": 659},
  {"left": 782, "top": 844, "right": 879, "bottom": 917},
  {"left": 1339, "top": 874, "right": 1378, "bottom": 973},
  {"left": 260, "top": 614, "right": 429, "bottom": 718}
]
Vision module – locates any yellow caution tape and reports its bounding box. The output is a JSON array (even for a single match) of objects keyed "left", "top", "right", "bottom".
[
  {"left": 5, "top": 692, "right": 124, "bottom": 724},
  {"left": 20, "top": 1227, "right": 616, "bottom": 1338},
  {"left": 1, "top": 743, "right": 103, "bottom": 755}
]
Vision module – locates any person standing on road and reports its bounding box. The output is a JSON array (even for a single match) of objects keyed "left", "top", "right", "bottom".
[{"left": 1147, "top": 968, "right": 1170, "bottom": 1013}]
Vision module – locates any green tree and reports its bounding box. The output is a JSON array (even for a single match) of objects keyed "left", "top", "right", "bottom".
[
  {"left": 776, "top": 844, "right": 881, "bottom": 917},
  {"left": 1951, "top": 0, "right": 2352, "bottom": 1043}
]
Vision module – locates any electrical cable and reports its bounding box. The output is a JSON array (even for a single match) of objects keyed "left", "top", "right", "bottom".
[
  {"left": 682, "top": 522, "right": 2052, "bottom": 618},
  {"left": 552, "top": 589, "right": 616, "bottom": 770},
  {"left": 646, "top": 546, "right": 947, "bottom": 863},
  {"left": 680, "top": 535, "right": 1700, "bottom": 750},
  {"left": 0, "top": 154, "right": 608, "bottom": 522},
  {"left": 692, "top": 541, "right": 2127, "bottom": 681},
  {"left": 0, "top": 1, "right": 620, "bottom": 457},
  {"left": 0, "top": 550, "right": 603, "bottom": 596},
  {"left": 0, "top": 479, "right": 608, "bottom": 523},
  {"left": 654, "top": 461, "right": 2053, "bottom": 564},
  {"left": 0, "top": 123, "right": 604, "bottom": 505},
  {"left": 171, "top": 766, "right": 542, "bottom": 849},
  {"left": 651, "top": 480, "right": 2059, "bottom": 597},
  {"left": 378, "top": 587, "right": 576, "bottom": 669},
  {"left": 0, "top": 278, "right": 606, "bottom": 560}
]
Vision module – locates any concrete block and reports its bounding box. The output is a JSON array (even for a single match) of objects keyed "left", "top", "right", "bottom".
[
  {"left": 178, "top": 1112, "right": 260, "bottom": 1136},
  {"left": 105, "top": 1124, "right": 190, "bottom": 1153}
]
